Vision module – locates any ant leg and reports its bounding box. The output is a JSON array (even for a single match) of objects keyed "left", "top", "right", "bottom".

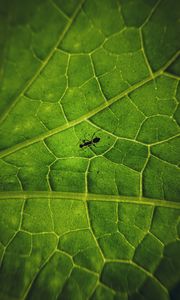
[
  {"left": 80, "top": 133, "right": 90, "bottom": 143},
  {"left": 77, "top": 137, "right": 87, "bottom": 145},
  {"left": 91, "top": 129, "right": 101, "bottom": 140},
  {"left": 89, "top": 145, "right": 96, "bottom": 155},
  {"left": 85, "top": 132, "right": 91, "bottom": 141},
  {"left": 76, "top": 139, "right": 85, "bottom": 147}
]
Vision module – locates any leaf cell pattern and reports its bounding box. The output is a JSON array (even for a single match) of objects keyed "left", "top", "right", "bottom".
[
  {"left": 0, "top": 197, "right": 180, "bottom": 300},
  {"left": 0, "top": 0, "right": 180, "bottom": 299}
]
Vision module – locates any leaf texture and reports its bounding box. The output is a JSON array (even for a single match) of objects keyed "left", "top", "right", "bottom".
[{"left": 0, "top": 0, "right": 180, "bottom": 299}]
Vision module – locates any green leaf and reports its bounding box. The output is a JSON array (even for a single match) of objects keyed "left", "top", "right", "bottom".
[{"left": 0, "top": 0, "right": 180, "bottom": 299}]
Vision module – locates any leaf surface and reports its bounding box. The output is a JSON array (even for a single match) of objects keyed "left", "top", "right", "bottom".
[{"left": 0, "top": 0, "right": 180, "bottom": 299}]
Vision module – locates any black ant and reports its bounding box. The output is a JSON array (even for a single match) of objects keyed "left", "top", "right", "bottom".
[{"left": 79, "top": 131, "right": 101, "bottom": 149}]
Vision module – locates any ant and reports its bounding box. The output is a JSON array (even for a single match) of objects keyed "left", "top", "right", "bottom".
[{"left": 79, "top": 131, "right": 101, "bottom": 149}]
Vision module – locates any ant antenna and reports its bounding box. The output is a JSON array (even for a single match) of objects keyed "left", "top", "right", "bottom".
[{"left": 91, "top": 129, "right": 101, "bottom": 139}]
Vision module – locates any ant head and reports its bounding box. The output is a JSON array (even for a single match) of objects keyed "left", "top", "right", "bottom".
[{"left": 93, "top": 137, "right": 100, "bottom": 143}]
